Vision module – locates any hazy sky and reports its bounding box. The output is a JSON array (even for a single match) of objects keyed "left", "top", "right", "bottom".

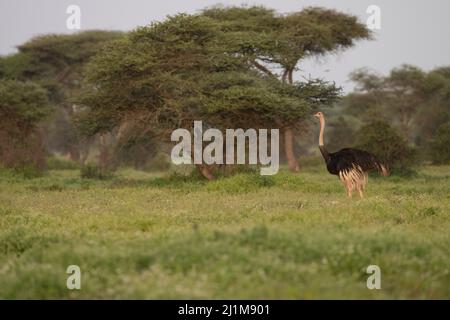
[{"left": 1, "top": 0, "right": 450, "bottom": 91}]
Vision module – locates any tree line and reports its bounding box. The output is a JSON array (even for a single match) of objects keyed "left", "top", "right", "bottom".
[
  {"left": 324, "top": 65, "right": 450, "bottom": 174},
  {"left": 0, "top": 5, "right": 448, "bottom": 178}
]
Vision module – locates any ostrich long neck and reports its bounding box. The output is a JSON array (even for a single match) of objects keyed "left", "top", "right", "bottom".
[
  {"left": 319, "top": 116, "right": 325, "bottom": 146},
  {"left": 318, "top": 116, "right": 330, "bottom": 163}
]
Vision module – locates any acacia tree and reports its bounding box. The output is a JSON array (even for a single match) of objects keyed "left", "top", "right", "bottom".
[
  {"left": 202, "top": 6, "right": 371, "bottom": 171},
  {"left": 429, "top": 121, "right": 450, "bottom": 164},
  {"left": 415, "top": 66, "right": 450, "bottom": 145},
  {"left": 0, "top": 80, "right": 51, "bottom": 170},
  {"left": 345, "top": 65, "right": 450, "bottom": 145},
  {"left": 76, "top": 14, "right": 340, "bottom": 179},
  {"left": 0, "top": 31, "right": 124, "bottom": 162}
]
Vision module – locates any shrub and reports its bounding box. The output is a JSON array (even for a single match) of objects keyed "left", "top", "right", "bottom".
[
  {"left": 429, "top": 121, "right": 450, "bottom": 164},
  {"left": 80, "top": 163, "right": 113, "bottom": 179},
  {"left": 355, "top": 121, "right": 416, "bottom": 176},
  {"left": 15, "top": 164, "right": 44, "bottom": 179},
  {"left": 46, "top": 156, "right": 79, "bottom": 170},
  {"left": 0, "top": 80, "right": 51, "bottom": 173}
]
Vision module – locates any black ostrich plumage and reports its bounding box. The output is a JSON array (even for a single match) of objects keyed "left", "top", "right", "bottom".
[{"left": 319, "top": 146, "right": 388, "bottom": 176}]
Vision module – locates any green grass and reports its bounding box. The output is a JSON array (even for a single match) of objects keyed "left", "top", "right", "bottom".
[{"left": 0, "top": 165, "right": 449, "bottom": 299}]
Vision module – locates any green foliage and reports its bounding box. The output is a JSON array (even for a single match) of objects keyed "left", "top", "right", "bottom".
[
  {"left": 429, "top": 122, "right": 450, "bottom": 164},
  {"left": 80, "top": 163, "right": 113, "bottom": 180},
  {"left": 77, "top": 12, "right": 340, "bottom": 142},
  {"left": 0, "top": 79, "right": 51, "bottom": 125},
  {"left": 346, "top": 65, "right": 450, "bottom": 151},
  {"left": 0, "top": 53, "right": 33, "bottom": 79},
  {"left": 8, "top": 31, "right": 125, "bottom": 160},
  {"left": 0, "top": 31, "right": 125, "bottom": 171},
  {"left": 415, "top": 67, "right": 450, "bottom": 145},
  {"left": 0, "top": 80, "right": 51, "bottom": 171},
  {"left": 113, "top": 122, "right": 158, "bottom": 170},
  {"left": 1, "top": 31, "right": 123, "bottom": 106},
  {"left": 203, "top": 6, "right": 371, "bottom": 70},
  {"left": 18, "top": 31, "right": 124, "bottom": 82},
  {"left": 15, "top": 164, "right": 45, "bottom": 179},
  {"left": 46, "top": 156, "right": 80, "bottom": 170},
  {"left": 0, "top": 164, "right": 45, "bottom": 179},
  {"left": 349, "top": 67, "right": 384, "bottom": 91},
  {"left": 355, "top": 121, "right": 416, "bottom": 176},
  {"left": 73, "top": 7, "right": 363, "bottom": 173},
  {"left": 327, "top": 116, "right": 356, "bottom": 152}
]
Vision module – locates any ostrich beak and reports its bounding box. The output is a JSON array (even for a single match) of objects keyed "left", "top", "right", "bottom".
[{"left": 313, "top": 112, "right": 320, "bottom": 118}]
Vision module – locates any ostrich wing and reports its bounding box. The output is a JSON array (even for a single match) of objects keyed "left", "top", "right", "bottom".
[{"left": 333, "top": 148, "right": 389, "bottom": 176}]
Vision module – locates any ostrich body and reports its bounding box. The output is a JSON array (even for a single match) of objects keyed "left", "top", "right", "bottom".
[{"left": 314, "top": 112, "right": 388, "bottom": 198}]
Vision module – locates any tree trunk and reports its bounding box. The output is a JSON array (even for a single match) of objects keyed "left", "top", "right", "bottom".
[
  {"left": 32, "top": 128, "right": 46, "bottom": 171},
  {"left": 197, "top": 164, "right": 215, "bottom": 180},
  {"left": 99, "top": 133, "right": 110, "bottom": 173},
  {"left": 288, "top": 68, "right": 294, "bottom": 84},
  {"left": 80, "top": 147, "right": 89, "bottom": 165},
  {"left": 282, "top": 68, "right": 300, "bottom": 172},
  {"left": 282, "top": 70, "right": 289, "bottom": 83},
  {"left": 283, "top": 127, "right": 300, "bottom": 172},
  {"left": 68, "top": 145, "right": 80, "bottom": 163}
]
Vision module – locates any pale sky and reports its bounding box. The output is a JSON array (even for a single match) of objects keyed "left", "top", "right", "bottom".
[{"left": 1, "top": 0, "right": 450, "bottom": 92}]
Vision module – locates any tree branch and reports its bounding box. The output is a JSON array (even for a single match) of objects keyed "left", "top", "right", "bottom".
[
  {"left": 282, "top": 69, "right": 289, "bottom": 83},
  {"left": 252, "top": 60, "right": 277, "bottom": 79},
  {"left": 288, "top": 68, "right": 294, "bottom": 84}
]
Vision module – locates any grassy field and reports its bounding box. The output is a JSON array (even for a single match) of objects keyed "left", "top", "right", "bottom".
[{"left": 0, "top": 164, "right": 449, "bottom": 299}]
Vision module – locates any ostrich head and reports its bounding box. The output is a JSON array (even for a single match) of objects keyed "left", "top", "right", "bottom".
[{"left": 313, "top": 111, "right": 324, "bottom": 119}]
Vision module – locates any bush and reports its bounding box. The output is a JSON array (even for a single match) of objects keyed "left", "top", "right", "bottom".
[
  {"left": 429, "top": 121, "right": 450, "bottom": 164},
  {"left": 46, "top": 156, "right": 79, "bottom": 170},
  {"left": 15, "top": 164, "right": 44, "bottom": 179},
  {"left": 80, "top": 163, "right": 113, "bottom": 179},
  {"left": 355, "top": 121, "right": 416, "bottom": 176},
  {"left": 0, "top": 80, "right": 51, "bottom": 173}
]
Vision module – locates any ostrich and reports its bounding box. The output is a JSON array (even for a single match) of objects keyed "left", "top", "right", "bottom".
[{"left": 313, "top": 112, "right": 388, "bottom": 198}]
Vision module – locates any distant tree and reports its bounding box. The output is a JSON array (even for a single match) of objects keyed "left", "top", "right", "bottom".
[
  {"left": 114, "top": 119, "right": 159, "bottom": 170},
  {"left": 415, "top": 66, "right": 450, "bottom": 145},
  {"left": 327, "top": 116, "right": 357, "bottom": 152},
  {"left": 347, "top": 65, "right": 450, "bottom": 147},
  {"left": 355, "top": 121, "right": 416, "bottom": 176},
  {"left": 384, "top": 65, "right": 427, "bottom": 138},
  {"left": 76, "top": 14, "right": 340, "bottom": 179},
  {"left": 429, "top": 121, "right": 450, "bottom": 164},
  {"left": 203, "top": 6, "right": 371, "bottom": 171},
  {"left": 0, "top": 79, "right": 51, "bottom": 170},
  {"left": 348, "top": 65, "right": 428, "bottom": 134},
  {"left": 345, "top": 68, "right": 388, "bottom": 123},
  {"left": 0, "top": 31, "right": 124, "bottom": 162}
]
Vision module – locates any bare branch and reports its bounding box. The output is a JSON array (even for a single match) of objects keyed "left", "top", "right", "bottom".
[{"left": 252, "top": 60, "right": 277, "bottom": 79}]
